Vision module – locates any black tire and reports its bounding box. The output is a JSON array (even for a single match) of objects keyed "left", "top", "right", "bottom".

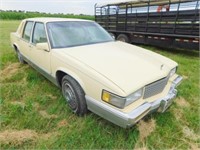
[
  {"left": 16, "top": 50, "right": 26, "bottom": 64},
  {"left": 117, "top": 34, "right": 130, "bottom": 43},
  {"left": 61, "top": 75, "right": 87, "bottom": 116}
]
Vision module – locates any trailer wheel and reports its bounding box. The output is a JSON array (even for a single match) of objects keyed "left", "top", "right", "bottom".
[{"left": 117, "top": 34, "right": 130, "bottom": 43}]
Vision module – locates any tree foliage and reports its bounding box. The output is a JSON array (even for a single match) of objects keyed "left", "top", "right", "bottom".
[{"left": 0, "top": 10, "right": 94, "bottom": 20}]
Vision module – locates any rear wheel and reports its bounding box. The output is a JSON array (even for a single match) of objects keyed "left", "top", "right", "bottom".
[
  {"left": 17, "top": 50, "right": 26, "bottom": 64},
  {"left": 117, "top": 34, "right": 130, "bottom": 43},
  {"left": 61, "top": 75, "right": 87, "bottom": 116}
]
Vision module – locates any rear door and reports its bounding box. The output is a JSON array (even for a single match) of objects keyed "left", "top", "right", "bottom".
[{"left": 18, "top": 21, "right": 34, "bottom": 59}]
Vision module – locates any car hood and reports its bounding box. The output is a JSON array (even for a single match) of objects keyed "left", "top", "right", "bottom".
[{"left": 57, "top": 41, "right": 177, "bottom": 95}]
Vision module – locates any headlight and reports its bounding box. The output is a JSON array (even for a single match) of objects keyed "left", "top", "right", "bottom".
[
  {"left": 169, "top": 67, "right": 177, "bottom": 77},
  {"left": 102, "top": 88, "right": 143, "bottom": 109},
  {"left": 126, "top": 88, "right": 143, "bottom": 106}
]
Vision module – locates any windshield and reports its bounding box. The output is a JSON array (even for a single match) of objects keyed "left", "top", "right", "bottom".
[{"left": 47, "top": 21, "right": 114, "bottom": 48}]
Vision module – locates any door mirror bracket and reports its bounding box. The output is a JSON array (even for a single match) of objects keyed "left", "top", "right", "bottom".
[{"left": 36, "top": 43, "right": 50, "bottom": 52}]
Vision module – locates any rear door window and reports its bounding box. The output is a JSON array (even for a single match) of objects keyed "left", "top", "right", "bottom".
[{"left": 22, "top": 21, "right": 33, "bottom": 42}]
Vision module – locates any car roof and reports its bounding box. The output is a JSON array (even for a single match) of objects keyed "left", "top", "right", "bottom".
[{"left": 24, "top": 17, "right": 94, "bottom": 23}]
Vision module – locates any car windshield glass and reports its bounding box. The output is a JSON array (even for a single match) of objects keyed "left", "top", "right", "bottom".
[{"left": 47, "top": 21, "right": 114, "bottom": 48}]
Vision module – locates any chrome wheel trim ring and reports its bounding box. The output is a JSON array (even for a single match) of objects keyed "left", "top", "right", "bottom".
[{"left": 63, "top": 82, "right": 78, "bottom": 112}]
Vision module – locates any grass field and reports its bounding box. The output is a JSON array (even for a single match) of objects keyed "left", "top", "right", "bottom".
[{"left": 0, "top": 20, "right": 199, "bottom": 149}]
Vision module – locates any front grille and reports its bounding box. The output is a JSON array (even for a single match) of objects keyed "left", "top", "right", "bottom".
[{"left": 144, "top": 77, "right": 169, "bottom": 99}]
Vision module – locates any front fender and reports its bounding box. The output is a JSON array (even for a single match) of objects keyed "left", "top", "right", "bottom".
[{"left": 56, "top": 67, "right": 85, "bottom": 91}]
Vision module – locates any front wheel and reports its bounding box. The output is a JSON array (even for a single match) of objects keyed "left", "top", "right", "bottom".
[{"left": 61, "top": 75, "right": 87, "bottom": 116}]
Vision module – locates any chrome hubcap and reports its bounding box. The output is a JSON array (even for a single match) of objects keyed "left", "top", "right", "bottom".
[{"left": 63, "top": 82, "right": 77, "bottom": 111}]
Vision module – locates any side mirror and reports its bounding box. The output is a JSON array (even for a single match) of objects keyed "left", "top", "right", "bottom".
[
  {"left": 109, "top": 33, "right": 115, "bottom": 40},
  {"left": 36, "top": 43, "right": 50, "bottom": 52}
]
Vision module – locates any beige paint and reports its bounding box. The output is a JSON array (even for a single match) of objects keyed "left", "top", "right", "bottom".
[{"left": 11, "top": 18, "right": 179, "bottom": 113}]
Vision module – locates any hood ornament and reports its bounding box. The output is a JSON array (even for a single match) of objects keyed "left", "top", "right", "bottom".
[{"left": 160, "top": 64, "right": 164, "bottom": 70}]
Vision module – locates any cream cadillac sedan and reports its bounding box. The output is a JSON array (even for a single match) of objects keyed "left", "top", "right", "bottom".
[{"left": 10, "top": 18, "right": 182, "bottom": 128}]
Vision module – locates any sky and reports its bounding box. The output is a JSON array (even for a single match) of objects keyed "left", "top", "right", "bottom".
[{"left": 0, "top": 0, "right": 133, "bottom": 15}]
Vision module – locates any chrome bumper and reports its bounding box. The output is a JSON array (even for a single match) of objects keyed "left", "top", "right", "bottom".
[{"left": 85, "top": 76, "right": 183, "bottom": 128}]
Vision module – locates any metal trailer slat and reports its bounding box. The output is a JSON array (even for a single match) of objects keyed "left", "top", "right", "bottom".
[{"left": 95, "top": 0, "right": 199, "bottom": 50}]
